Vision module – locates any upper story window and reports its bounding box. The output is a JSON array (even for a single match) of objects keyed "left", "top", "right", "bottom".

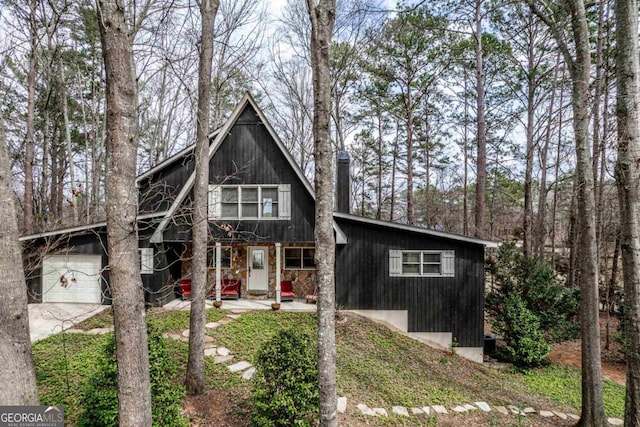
[
  {"left": 389, "top": 250, "right": 455, "bottom": 277},
  {"left": 208, "top": 184, "right": 291, "bottom": 220}
]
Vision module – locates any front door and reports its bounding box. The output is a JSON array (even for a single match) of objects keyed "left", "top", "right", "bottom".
[{"left": 248, "top": 246, "right": 269, "bottom": 292}]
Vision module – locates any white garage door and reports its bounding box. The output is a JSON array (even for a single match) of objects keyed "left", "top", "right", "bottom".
[{"left": 42, "top": 255, "right": 103, "bottom": 303}]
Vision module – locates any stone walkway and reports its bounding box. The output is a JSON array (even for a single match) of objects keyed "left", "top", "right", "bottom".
[
  {"left": 346, "top": 399, "right": 623, "bottom": 425},
  {"left": 65, "top": 310, "right": 625, "bottom": 426},
  {"left": 165, "top": 309, "right": 257, "bottom": 380}
]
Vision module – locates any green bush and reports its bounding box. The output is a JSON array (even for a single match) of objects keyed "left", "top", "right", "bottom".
[
  {"left": 487, "top": 241, "right": 579, "bottom": 342},
  {"left": 252, "top": 329, "right": 318, "bottom": 426},
  {"left": 491, "top": 294, "right": 551, "bottom": 367},
  {"left": 77, "top": 324, "right": 188, "bottom": 427}
]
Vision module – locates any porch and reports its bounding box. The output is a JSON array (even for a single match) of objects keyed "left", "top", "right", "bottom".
[
  {"left": 178, "top": 241, "right": 317, "bottom": 303},
  {"left": 164, "top": 296, "right": 316, "bottom": 312}
]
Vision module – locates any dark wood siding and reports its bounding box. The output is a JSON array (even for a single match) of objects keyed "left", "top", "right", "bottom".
[
  {"left": 164, "top": 104, "right": 315, "bottom": 243},
  {"left": 138, "top": 149, "right": 196, "bottom": 214},
  {"left": 335, "top": 217, "right": 485, "bottom": 348}
]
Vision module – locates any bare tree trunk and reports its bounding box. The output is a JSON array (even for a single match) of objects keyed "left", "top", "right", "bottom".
[
  {"left": 570, "top": 2, "right": 606, "bottom": 424},
  {"left": 614, "top": 0, "right": 640, "bottom": 422},
  {"left": 473, "top": 0, "right": 487, "bottom": 238},
  {"left": 0, "top": 119, "right": 39, "bottom": 405},
  {"left": 23, "top": 0, "right": 37, "bottom": 234},
  {"left": 522, "top": 10, "right": 535, "bottom": 258},
  {"left": 390, "top": 123, "right": 399, "bottom": 222},
  {"left": 551, "top": 74, "right": 565, "bottom": 270},
  {"left": 186, "top": 0, "right": 219, "bottom": 396},
  {"left": 463, "top": 74, "right": 469, "bottom": 236},
  {"left": 406, "top": 88, "right": 415, "bottom": 225},
  {"left": 306, "top": 0, "right": 337, "bottom": 425},
  {"left": 606, "top": 230, "right": 620, "bottom": 351},
  {"left": 535, "top": 53, "right": 561, "bottom": 261},
  {"left": 526, "top": 1, "right": 606, "bottom": 424},
  {"left": 96, "top": 2, "right": 152, "bottom": 426},
  {"left": 376, "top": 108, "right": 383, "bottom": 220},
  {"left": 61, "top": 63, "right": 78, "bottom": 225}
]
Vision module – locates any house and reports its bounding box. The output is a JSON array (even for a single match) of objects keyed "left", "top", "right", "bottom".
[{"left": 20, "top": 93, "right": 496, "bottom": 362}]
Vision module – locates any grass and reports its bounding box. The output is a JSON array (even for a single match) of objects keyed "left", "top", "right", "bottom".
[
  {"left": 34, "top": 308, "right": 627, "bottom": 426},
  {"left": 520, "top": 365, "right": 625, "bottom": 418}
]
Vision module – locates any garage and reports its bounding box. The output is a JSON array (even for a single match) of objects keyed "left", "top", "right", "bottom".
[{"left": 42, "top": 255, "right": 103, "bottom": 303}]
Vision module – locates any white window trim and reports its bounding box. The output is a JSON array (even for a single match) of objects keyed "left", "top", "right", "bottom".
[
  {"left": 209, "top": 184, "right": 291, "bottom": 220},
  {"left": 207, "top": 246, "right": 233, "bottom": 269},
  {"left": 389, "top": 249, "right": 454, "bottom": 278},
  {"left": 140, "top": 248, "right": 154, "bottom": 275},
  {"left": 284, "top": 247, "right": 316, "bottom": 270}
]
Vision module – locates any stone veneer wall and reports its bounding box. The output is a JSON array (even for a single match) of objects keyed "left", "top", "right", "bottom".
[{"left": 182, "top": 242, "right": 317, "bottom": 299}]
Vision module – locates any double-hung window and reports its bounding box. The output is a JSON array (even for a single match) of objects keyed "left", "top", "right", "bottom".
[
  {"left": 389, "top": 250, "right": 454, "bottom": 277},
  {"left": 209, "top": 184, "right": 291, "bottom": 220}
]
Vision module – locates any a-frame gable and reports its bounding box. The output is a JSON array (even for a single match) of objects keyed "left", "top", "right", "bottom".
[{"left": 150, "top": 92, "right": 347, "bottom": 244}]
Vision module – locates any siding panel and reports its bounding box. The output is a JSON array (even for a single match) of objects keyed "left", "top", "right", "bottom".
[{"left": 335, "top": 217, "right": 485, "bottom": 348}]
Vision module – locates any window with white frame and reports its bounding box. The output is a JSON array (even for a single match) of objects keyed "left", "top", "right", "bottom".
[
  {"left": 284, "top": 247, "right": 315, "bottom": 269},
  {"left": 209, "top": 184, "right": 291, "bottom": 220},
  {"left": 206, "top": 246, "right": 232, "bottom": 268},
  {"left": 389, "top": 250, "right": 454, "bottom": 277},
  {"left": 139, "top": 248, "right": 154, "bottom": 275}
]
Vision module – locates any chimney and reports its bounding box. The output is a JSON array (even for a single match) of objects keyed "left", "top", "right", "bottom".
[{"left": 336, "top": 151, "right": 351, "bottom": 214}]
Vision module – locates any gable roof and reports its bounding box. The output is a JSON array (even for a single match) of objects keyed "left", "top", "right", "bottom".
[
  {"left": 149, "top": 92, "right": 347, "bottom": 244},
  {"left": 333, "top": 212, "right": 498, "bottom": 248},
  {"left": 135, "top": 128, "right": 222, "bottom": 183},
  {"left": 19, "top": 212, "right": 166, "bottom": 242}
]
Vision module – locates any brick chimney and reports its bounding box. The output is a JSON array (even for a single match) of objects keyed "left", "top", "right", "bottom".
[{"left": 336, "top": 151, "right": 351, "bottom": 214}]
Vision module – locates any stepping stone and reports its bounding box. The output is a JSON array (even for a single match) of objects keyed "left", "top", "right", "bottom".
[
  {"left": 205, "top": 322, "right": 219, "bottom": 329},
  {"left": 65, "top": 328, "right": 85, "bottom": 334},
  {"left": 422, "top": 406, "right": 431, "bottom": 415},
  {"left": 226, "top": 314, "right": 241, "bottom": 320},
  {"left": 463, "top": 403, "right": 477, "bottom": 411},
  {"left": 218, "top": 317, "right": 234, "bottom": 325},
  {"left": 508, "top": 405, "right": 525, "bottom": 416},
  {"left": 356, "top": 404, "right": 376, "bottom": 416},
  {"left": 228, "top": 361, "right": 252, "bottom": 372},
  {"left": 217, "top": 347, "right": 230, "bottom": 356},
  {"left": 608, "top": 418, "right": 623, "bottom": 426},
  {"left": 181, "top": 329, "right": 190, "bottom": 338},
  {"left": 392, "top": 406, "right": 409, "bottom": 416},
  {"left": 372, "top": 408, "right": 388, "bottom": 416},
  {"left": 552, "top": 411, "right": 568, "bottom": 420},
  {"left": 204, "top": 335, "right": 214, "bottom": 344},
  {"left": 474, "top": 402, "right": 491, "bottom": 412},
  {"left": 204, "top": 348, "right": 217, "bottom": 357},
  {"left": 452, "top": 405, "right": 467, "bottom": 413},
  {"left": 523, "top": 407, "right": 536, "bottom": 414},
  {"left": 337, "top": 397, "right": 347, "bottom": 414},
  {"left": 494, "top": 406, "right": 509, "bottom": 415},
  {"left": 432, "top": 405, "right": 448, "bottom": 414},
  {"left": 231, "top": 309, "right": 249, "bottom": 314},
  {"left": 205, "top": 342, "right": 216, "bottom": 349},
  {"left": 214, "top": 355, "right": 234, "bottom": 364},
  {"left": 539, "top": 410, "right": 554, "bottom": 417},
  {"left": 88, "top": 327, "right": 113, "bottom": 334},
  {"left": 567, "top": 414, "right": 579, "bottom": 420},
  {"left": 242, "top": 367, "right": 256, "bottom": 380},
  {"left": 411, "top": 407, "right": 424, "bottom": 415}
]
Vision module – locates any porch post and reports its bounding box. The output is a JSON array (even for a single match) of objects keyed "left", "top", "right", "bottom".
[
  {"left": 215, "top": 242, "right": 221, "bottom": 302},
  {"left": 275, "top": 242, "right": 281, "bottom": 303}
]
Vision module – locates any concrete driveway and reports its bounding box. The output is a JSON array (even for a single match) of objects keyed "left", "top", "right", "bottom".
[{"left": 28, "top": 303, "right": 110, "bottom": 343}]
